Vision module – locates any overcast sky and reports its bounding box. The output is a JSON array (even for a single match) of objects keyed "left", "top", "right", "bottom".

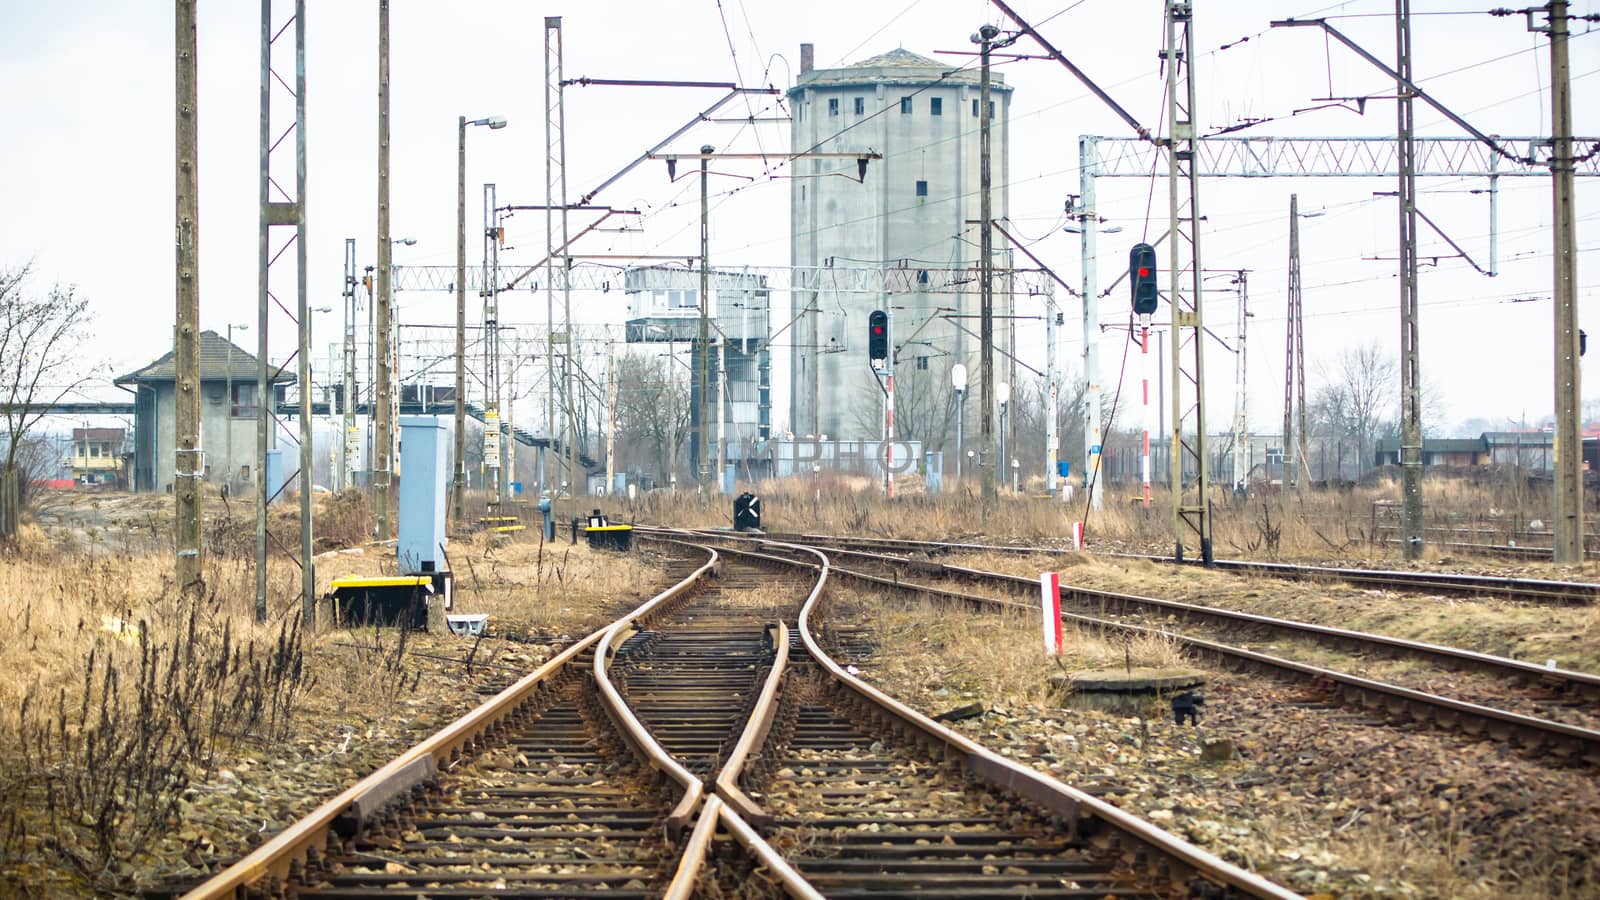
[{"left": 2, "top": 0, "right": 1597, "bottom": 440}]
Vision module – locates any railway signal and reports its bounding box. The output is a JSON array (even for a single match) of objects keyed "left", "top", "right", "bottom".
[
  {"left": 1130, "top": 243, "right": 1158, "bottom": 316},
  {"left": 868, "top": 309, "right": 889, "bottom": 364}
]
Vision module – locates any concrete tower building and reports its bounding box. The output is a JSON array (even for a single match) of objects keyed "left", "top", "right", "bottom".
[{"left": 789, "top": 45, "right": 1011, "bottom": 445}]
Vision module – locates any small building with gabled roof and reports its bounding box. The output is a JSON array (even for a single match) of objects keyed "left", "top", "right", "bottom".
[{"left": 115, "top": 330, "right": 294, "bottom": 493}]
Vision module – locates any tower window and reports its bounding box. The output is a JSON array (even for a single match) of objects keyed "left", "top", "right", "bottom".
[
  {"left": 972, "top": 99, "right": 978, "bottom": 117},
  {"left": 930, "top": 97, "right": 942, "bottom": 116},
  {"left": 828, "top": 97, "right": 839, "bottom": 116},
  {"left": 915, "top": 180, "right": 928, "bottom": 197},
  {"left": 854, "top": 97, "right": 864, "bottom": 115},
  {"left": 900, "top": 96, "right": 912, "bottom": 114},
  {"left": 916, "top": 356, "right": 929, "bottom": 371}
]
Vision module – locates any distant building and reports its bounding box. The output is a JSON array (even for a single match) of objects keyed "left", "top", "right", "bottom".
[
  {"left": 788, "top": 45, "right": 1012, "bottom": 440},
  {"left": 70, "top": 427, "right": 126, "bottom": 486},
  {"left": 623, "top": 266, "right": 771, "bottom": 473},
  {"left": 115, "top": 330, "right": 294, "bottom": 493}
]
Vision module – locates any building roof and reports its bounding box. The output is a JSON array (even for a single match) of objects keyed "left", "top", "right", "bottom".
[
  {"left": 1483, "top": 430, "right": 1555, "bottom": 446},
  {"left": 848, "top": 48, "right": 943, "bottom": 69},
  {"left": 1375, "top": 437, "right": 1487, "bottom": 454},
  {"left": 72, "top": 427, "right": 125, "bottom": 441},
  {"left": 115, "top": 330, "right": 295, "bottom": 385},
  {"left": 793, "top": 46, "right": 1010, "bottom": 91}
]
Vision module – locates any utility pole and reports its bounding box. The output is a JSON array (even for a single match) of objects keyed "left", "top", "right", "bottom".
[
  {"left": 295, "top": 1, "right": 313, "bottom": 623},
  {"left": 343, "top": 238, "right": 358, "bottom": 494},
  {"left": 978, "top": 24, "right": 999, "bottom": 502},
  {"left": 1164, "top": 0, "right": 1213, "bottom": 565},
  {"left": 1547, "top": 0, "right": 1583, "bottom": 563},
  {"left": 1077, "top": 139, "right": 1104, "bottom": 509},
  {"left": 1044, "top": 282, "right": 1059, "bottom": 495},
  {"left": 455, "top": 118, "right": 467, "bottom": 525},
  {"left": 542, "top": 16, "right": 578, "bottom": 520},
  {"left": 374, "top": 0, "right": 393, "bottom": 541},
  {"left": 696, "top": 145, "right": 713, "bottom": 492},
  {"left": 483, "top": 183, "right": 503, "bottom": 504},
  {"left": 175, "top": 0, "right": 202, "bottom": 596},
  {"left": 1396, "top": 0, "right": 1424, "bottom": 560},
  {"left": 1231, "top": 271, "right": 1249, "bottom": 495},
  {"left": 1284, "top": 195, "right": 1306, "bottom": 499},
  {"left": 605, "top": 339, "right": 617, "bottom": 495},
  {"left": 544, "top": 17, "right": 561, "bottom": 503}
]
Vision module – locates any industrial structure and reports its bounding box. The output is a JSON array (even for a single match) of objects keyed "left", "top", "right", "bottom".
[
  {"left": 624, "top": 265, "right": 771, "bottom": 480},
  {"left": 788, "top": 46, "right": 1012, "bottom": 443},
  {"left": 115, "top": 330, "right": 294, "bottom": 494}
]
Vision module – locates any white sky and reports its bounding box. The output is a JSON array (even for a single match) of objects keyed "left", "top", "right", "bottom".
[{"left": 2, "top": 0, "right": 1597, "bottom": 439}]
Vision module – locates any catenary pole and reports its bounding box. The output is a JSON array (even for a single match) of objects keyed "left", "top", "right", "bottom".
[
  {"left": 1549, "top": 0, "right": 1583, "bottom": 563},
  {"left": 978, "top": 24, "right": 998, "bottom": 502},
  {"left": 294, "top": 0, "right": 312, "bottom": 623},
  {"left": 175, "top": 0, "right": 203, "bottom": 596},
  {"left": 374, "top": 0, "right": 393, "bottom": 541},
  {"left": 1396, "top": 0, "right": 1424, "bottom": 560}
]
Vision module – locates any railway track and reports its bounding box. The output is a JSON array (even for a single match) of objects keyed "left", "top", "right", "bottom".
[
  {"left": 182, "top": 537, "right": 1298, "bottom": 899},
  {"left": 749, "top": 530, "right": 1600, "bottom": 605},
  {"left": 664, "top": 529, "right": 1600, "bottom": 769}
]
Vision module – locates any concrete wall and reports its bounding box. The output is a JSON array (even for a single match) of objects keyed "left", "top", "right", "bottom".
[
  {"left": 145, "top": 379, "right": 271, "bottom": 493},
  {"left": 790, "top": 58, "right": 1011, "bottom": 440}
]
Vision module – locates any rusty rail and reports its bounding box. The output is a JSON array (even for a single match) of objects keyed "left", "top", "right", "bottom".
[
  {"left": 181, "top": 546, "right": 717, "bottom": 899},
  {"left": 762, "top": 540, "right": 1303, "bottom": 900}
]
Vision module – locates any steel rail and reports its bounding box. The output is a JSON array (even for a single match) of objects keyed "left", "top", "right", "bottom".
[
  {"left": 764, "top": 540, "right": 1303, "bottom": 900},
  {"left": 181, "top": 546, "right": 717, "bottom": 899},
  {"left": 714, "top": 620, "right": 789, "bottom": 825},
  {"left": 749, "top": 530, "right": 1600, "bottom": 604},
  {"left": 593, "top": 546, "right": 724, "bottom": 838},
  {"left": 751, "top": 541, "right": 1600, "bottom": 767},
  {"left": 633, "top": 535, "right": 828, "bottom": 899},
  {"left": 678, "top": 530, "right": 1600, "bottom": 700},
  {"left": 936, "top": 559, "right": 1600, "bottom": 703}
]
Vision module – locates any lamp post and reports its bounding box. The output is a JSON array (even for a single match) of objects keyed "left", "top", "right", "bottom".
[
  {"left": 456, "top": 115, "right": 507, "bottom": 527},
  {"left": 997, "top": 381, "right": 1010, "bottom": 493},
  {"left": 951, "top": 363, "right": 968, "bottom": 484},
  {"left": 225, "top": 322, "right": 248, "bottom": 496}
]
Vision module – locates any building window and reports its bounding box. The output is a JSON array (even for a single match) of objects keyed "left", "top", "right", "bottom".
[
  {"left": 828, "top": 97, "right": 839, "bottom": 116},
  {"left": 916, "top": 356, "right": 929, "bottom": 371},
  {"left": 915, "top": 180, "right": 928, "bottom": 197},
  {"left": 972, "top": 99, "right": 996, "bottom": 117},
  {"left": 900, "top": 96, "right": 912, "bottom": 114},
  {"left": 90, "top": 445, "right": 100, "bottom": 458},
  {"left": 930, "top": 97, "right": 942, "bottom": 116},
  {"left": 231, "top": 382, "right": 259, "bottom": 418},
  {"left": 854, "top": 97, "right": 864, "bottom": 115}
]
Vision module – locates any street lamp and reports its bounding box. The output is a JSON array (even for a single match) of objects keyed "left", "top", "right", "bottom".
[
  {"left": 997, "top": 381, "right": 1010, "bottom": 493},
  {"left": 951, "top": 363, "right": 968, "bottom": 483},
  {"left": 456, "top": 115, "right": 508, "bottom": 526},
  {"left": 225, "top": 322, "right": 249, "bottom": 495}
]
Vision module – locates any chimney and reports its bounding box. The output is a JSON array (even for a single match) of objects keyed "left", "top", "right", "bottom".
[{"left": 800, "top": 43, "right": 814, "bottom": 75}]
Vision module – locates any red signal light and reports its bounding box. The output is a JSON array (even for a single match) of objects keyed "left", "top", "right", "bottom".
[{"left": 1138, "top": 267, "right": 1151, "bottom": 277}]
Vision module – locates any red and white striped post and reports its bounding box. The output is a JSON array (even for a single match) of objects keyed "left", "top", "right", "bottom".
[
  {"left": 1040, "top": 571, "right": 1063, "bottom": 654},
  {"left": 1140, "top": 315, "right": 1152, "bottom": 508}
]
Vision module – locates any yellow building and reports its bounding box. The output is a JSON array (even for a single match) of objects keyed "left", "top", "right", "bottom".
[{"left": 71, "top": 427, "right": 125, "bottom": 487}]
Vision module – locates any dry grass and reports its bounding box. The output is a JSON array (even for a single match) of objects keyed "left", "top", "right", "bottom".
[
  {"left": 828, "top": 590, "right": 1188, "bottom": 710},
  {"left": 0, "top": 496, "right": 670, "bottom": 892},
  {"left": 631, "top": 471, "right": 1600, "bottom": 578}
]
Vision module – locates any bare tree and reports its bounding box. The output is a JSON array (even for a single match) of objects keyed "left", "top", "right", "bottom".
[
  {"left": 1311, "top": 342, "right": 1395, "bottom": 476},
  {"left": 613, "top": 352, "right": 691, "bottom": 484},
  {"left": 0, "top": 264, "right": 94, "bottom": 476}
]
